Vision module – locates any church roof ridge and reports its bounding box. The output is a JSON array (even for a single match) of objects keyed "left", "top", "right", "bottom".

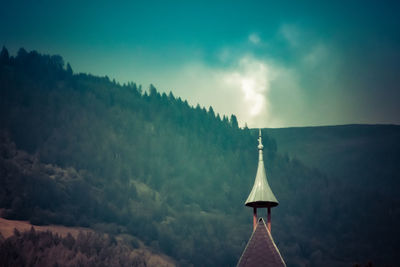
[{"left": 237, "top": 218, "right": 286, "bottom": 267}]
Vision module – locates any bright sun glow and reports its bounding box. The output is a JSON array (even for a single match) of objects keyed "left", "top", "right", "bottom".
[
  {"left": 224, "top": 56, "right": 272, "bottom": 125},
  {"left": 241, "top": 77, "right": 264, "bottom": 116}
]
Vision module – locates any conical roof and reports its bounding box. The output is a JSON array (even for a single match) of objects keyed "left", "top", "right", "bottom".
[
  {"left": 237, "top": 218, "right": 286, "bottom": 267},
  {"left": 245, "top": 130, "right": 278, "bottom": 208}
]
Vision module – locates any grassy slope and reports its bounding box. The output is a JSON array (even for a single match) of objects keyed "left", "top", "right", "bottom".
[
  {"left": 0, "top": 217, "right": 176, "bottom": 267},
  {"left": 0, "top": 216, "right": 92, "bottom": 238}
]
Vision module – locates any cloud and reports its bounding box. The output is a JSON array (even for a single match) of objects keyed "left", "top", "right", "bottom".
[
  {"left": 303, "top": 44, "right": 325, "bottom": 66},
  {"left": 122, "top": 26, "right": 340, "bottom": 128},
  {"left": 249, "top": 33, "right": 261, "bottom": 45},
  {"left": 146, "top": 55, "right": 298, "bottom": 128},
  {"left": 223, "top": 56, "right": 275, "bottom": 126},
  {"left": 279, "top": 24, "right": 301, "bottom": 47}
]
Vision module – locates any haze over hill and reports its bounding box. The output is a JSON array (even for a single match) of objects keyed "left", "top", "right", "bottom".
[
  {"left": 1, "top": 48, "right": 399, "bottom": 266},
  {"left": 2, "top": 1, "right": 400, "bottom": 128}
]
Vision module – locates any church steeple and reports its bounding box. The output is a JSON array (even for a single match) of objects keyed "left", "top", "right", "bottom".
[
  {"left": 245, "top": 129, "right": 278, "bottom": 231},
  {"left": 237, "top": 129, "right": 285, "bottom": 266}
]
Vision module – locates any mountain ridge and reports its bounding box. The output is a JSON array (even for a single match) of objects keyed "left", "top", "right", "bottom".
[{"left": 1, "top": 47, "right": 399, "bottom": 266}]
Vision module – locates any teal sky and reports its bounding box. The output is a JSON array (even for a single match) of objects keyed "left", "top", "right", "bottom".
[{"left": 1, "top": 0, "right": 399, "bottom": 127}]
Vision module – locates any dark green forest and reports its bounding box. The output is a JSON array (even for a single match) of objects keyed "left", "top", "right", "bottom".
[{"left": 0, "top": 47, "right": 399, "bottom": 266}]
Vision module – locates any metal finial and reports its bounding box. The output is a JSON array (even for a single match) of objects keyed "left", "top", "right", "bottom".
[{"left": 258, "top": 129, "right": 263, "bottom": 150}]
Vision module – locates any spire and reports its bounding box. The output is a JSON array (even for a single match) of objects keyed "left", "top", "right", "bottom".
[
  {"left": 238, "top": 131, "right": 285, "bottom": 266},
  {"left": 245, "top": 129, "right": 278, "bottom": 208}
]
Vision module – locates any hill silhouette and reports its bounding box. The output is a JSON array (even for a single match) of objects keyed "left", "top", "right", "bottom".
[{"left": 1, "top": 47, "right": 399, "bottom": 266}]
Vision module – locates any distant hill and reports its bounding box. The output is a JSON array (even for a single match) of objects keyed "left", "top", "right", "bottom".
[
  {"left": 265, "top": 125, "right": 400, "bottom": 266},
  {"left": 265, "top": 124, "right": 400, "bottom": 178},
  {"left": 1, "top": 47, "right": 399, "bottom": 266}
]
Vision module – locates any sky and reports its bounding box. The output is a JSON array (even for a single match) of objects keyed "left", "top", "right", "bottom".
[{"left": 1, "top": 0, "right": 399, "bottom": 127}]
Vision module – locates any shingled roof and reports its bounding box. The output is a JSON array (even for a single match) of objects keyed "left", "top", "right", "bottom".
[{"left": 237, "top": 218, "right": 286, "bottom": 267}]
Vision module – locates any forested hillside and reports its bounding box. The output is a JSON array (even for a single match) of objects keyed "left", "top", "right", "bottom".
[
  {"left": 265, "top": 125, "right": 400, "bottom": 178},
  {"left": 1, "top": 47, "right": 398, "bottom": 266},
  {"left": 0, "top": 228, "right": 147, "bottom": 266}
]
